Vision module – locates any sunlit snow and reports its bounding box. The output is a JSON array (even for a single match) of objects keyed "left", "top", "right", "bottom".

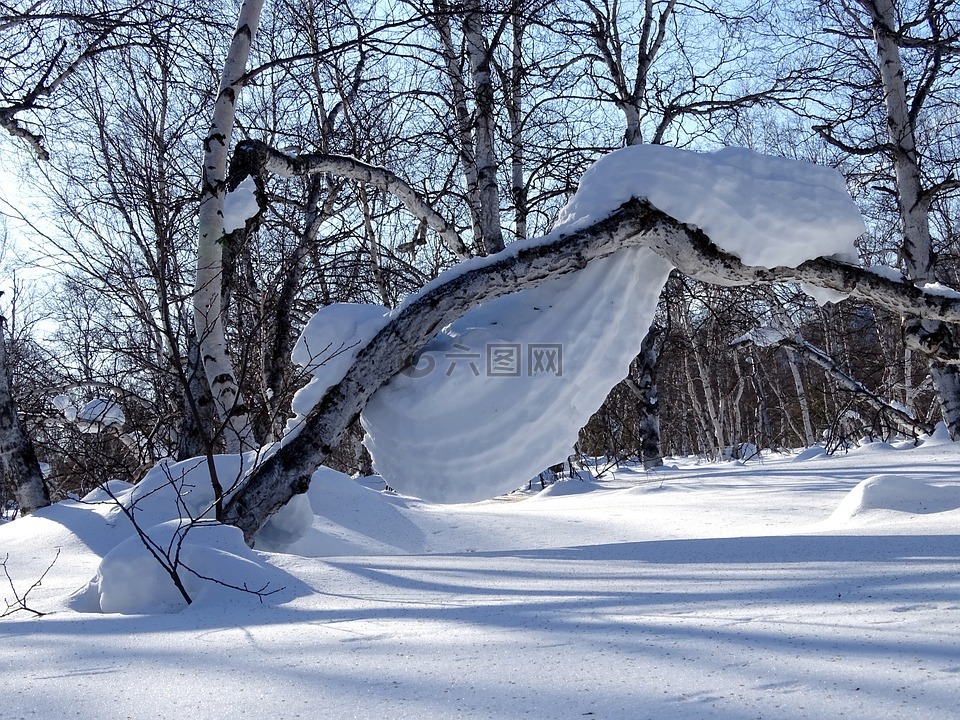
[
  {"left": 553, "top": 145, "right": 865, "bottom": 268},
  {"left": 4, "top": 442, "right": 960, "bottom": 719}
]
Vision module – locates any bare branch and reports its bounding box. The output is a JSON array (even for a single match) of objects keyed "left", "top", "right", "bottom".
[
  {"left": 231, "top": 139, "right": 470, "bottom": 260},
  {"left": 1, "top": 548, "right": 59, "bottom": 618}
]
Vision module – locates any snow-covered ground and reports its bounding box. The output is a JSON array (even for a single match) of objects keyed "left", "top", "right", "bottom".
[{"left": 3, "top": 436, "right": 960, "bottom": 719}]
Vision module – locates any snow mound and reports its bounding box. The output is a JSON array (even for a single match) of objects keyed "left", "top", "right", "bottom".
[
  {"left": 829, "top": 474, "right": 960, "bottom": 523},
  {"left": 919, "top": 422, "right": 954, "bottom": 446},
  {"left": 70, "top": 521, "right": 281, "bottom": 614},
  {"left": 849, "top": 439, "right": 896, "bottom": 453},
  {"left": 361, "top": 246, "right": 673, "bottom": 503},
  {"left": 792, "top": 446, "right": 827, "bottom": 462},
  {"left": 553, "top": 145, "right": 864, "bottom": 269},
  {"left": 527, "top": 478, "right": 601, "bottom": 501},
  {"left": 274, "top": 467, "right": 426, "bottom": 556}
]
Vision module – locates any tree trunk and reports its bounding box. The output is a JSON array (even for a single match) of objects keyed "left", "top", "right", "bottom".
[
  {"left": 176, "top": 331, "right": 218, "bottom": 461},
  {"left": 0, "top": 318, "right": 49, "bottom": 515},
  {"left": 193, "top": 0, "right": 264, "bottom": 453},
  {"left": 785, "top": 347, "right": 816, "bottom": 447},
  {"left": 861, "top": 0, "right": 960, "bottom": 438},
  {"left": 623, "top": 324, "right": 663, "bottom": 468},
  {"left": 434, "top": 0, "right": 485, "bottom": 254},
  {"left": 462, "top": 0, "right": 505, "bottom": 254},
  {"left": 224, "top": 199, "right": 682, "bottom": 542},
  {"left": 507, "top": 9, "right": 528, "bottom": 241}
]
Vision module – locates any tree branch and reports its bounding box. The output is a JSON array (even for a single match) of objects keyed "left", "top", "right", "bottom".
[{"left": 231, "top": 139, "right": 470, "bottom": 260}]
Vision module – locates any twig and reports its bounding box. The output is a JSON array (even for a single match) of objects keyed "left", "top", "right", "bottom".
[{"left": 1, "top": 548, "right": 60, "bottom": 618}]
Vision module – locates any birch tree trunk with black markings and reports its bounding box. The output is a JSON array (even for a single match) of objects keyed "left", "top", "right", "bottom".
[
  {"left": 0, "top": 317, "right": 48, "bottom": 515},
  {"left": 193, "top": 0, "right": 264, "bottom": 454},
  {"left": 863, "top": 0, "right": 960, "bottom": 439}
]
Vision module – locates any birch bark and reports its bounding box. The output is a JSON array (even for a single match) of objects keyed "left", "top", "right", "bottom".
[
  {"left": 859, "top": 0, "right": 960, "bottom": 438},
  {"left": 0, "top": 318, "right": 49, "bottom": 515},
  {"left": 193, "top": 0, "right": 265, "bottom": 453},
  {"left": 462, "top": 0, "right": 505, "bottom": 254}
]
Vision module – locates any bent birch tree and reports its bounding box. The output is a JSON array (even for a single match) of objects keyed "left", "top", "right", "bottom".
[{"left": 223, "top": 197, "right": 960, "bottom": 543}]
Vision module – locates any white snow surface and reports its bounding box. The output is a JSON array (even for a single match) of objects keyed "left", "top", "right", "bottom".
[
  {"left": 552, "top": 145, "right": 865, "bottom": 268},
  {"left": 76, "top": 398, "right": 125, "bottom": 430},
  {"left": 221, "top": 176, "right": 259, "bottom": 233},
  {"left": 362, "top": 247, "right": 673, "bottom": 502},
  {"left": 4, "top": 442, "right": 960, "bottom": 719}
]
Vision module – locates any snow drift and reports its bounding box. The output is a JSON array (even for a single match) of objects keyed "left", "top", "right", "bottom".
[
  {"left": 829, "top": 473, "right": 960, "bottom": 523},
  {"left": 361, "top": 246, "right": 673, "bottom": 502}
]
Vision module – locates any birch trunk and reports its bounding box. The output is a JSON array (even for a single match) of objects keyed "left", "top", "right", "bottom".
[
  {"left": 785, "top": 347, "right": 816, "bottom": 447},
  {"left": 694, "top": 346, "right": 726, "bottom": 455},
  {"left": 0, "top": 318, "right": 49, "bottom": 515},
  {"left": 462, "top": 0, "right": 504, "bottom": 254},
  {"left": 176, "top": 331, "right": 217, "bottom": 461},
  {"left": 224, "top": 200, "right": 692, "bottom": 541},
  {"left": 507, "top": 10, "right": 527, "bottom": 241},
  {"left": 434, "top": 0, "right": 485, "bottom": 253},
  {"left": 193, "top": 0, "right": 264, "bottom": 453},
  {"left": 622, "top": 325, "right": 663, "bottom": 468},
  {"left": 863, "top": 0, "right": 932, "bottom": 280},
  {"left": 861, "top": 0, "right": 960, "bottom": 437}
]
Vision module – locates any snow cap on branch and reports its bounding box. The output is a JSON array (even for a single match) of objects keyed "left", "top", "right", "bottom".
[{"left": 554, "top": 145, "right": 865, "bottom": 269}]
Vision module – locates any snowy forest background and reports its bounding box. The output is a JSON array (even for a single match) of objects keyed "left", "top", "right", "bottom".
[{"left": 2, "top": 0, "right": 960, "bottom": 516}]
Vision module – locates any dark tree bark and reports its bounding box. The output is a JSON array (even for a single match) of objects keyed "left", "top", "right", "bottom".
[
  {"left": 176, "top": 332, "right": 218, "bottom": 461},
  {"left": 623, "top": 324, "right": 664, "bottom": 469}
]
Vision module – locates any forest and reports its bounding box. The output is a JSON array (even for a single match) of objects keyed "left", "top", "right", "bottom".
[{"left": 2, "top": 0, "right": 960, "bottom": 526}]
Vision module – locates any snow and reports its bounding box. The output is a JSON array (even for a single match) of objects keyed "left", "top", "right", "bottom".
[
  {"left": 867, "top": 264, "right": 907, "bottom": 282},
  {"left": 277, "top": 146, "right": 866, "bottom": 504},
  {"left": 221, "top": 176, "right": 259, "bottom": 233},
  {"left": 69, "top": 520, "right": 281, "bottom": 614},
  {"left": 922, "top": 281, "right": 960, "bottom": 299},
  {"left": 75, "top": 398, "right": 125, "bottom": 430},
  {"left": 361, "top": 247, "right": 673, "bottom": 502},
  {"left": 801, "top": 281, "right": 851, "bottom": 306},
  {"left": 283, "top": 303, "right": 388, "bottom": 441},
  {"left": 4, "top": 442, "right": 960, "bottom": 718},
  {"left": 827, "top": 474, "right": 960, "bottom": 524},
  {"left": 552, "top": 145, "right": 865, "bottom": 268}
]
